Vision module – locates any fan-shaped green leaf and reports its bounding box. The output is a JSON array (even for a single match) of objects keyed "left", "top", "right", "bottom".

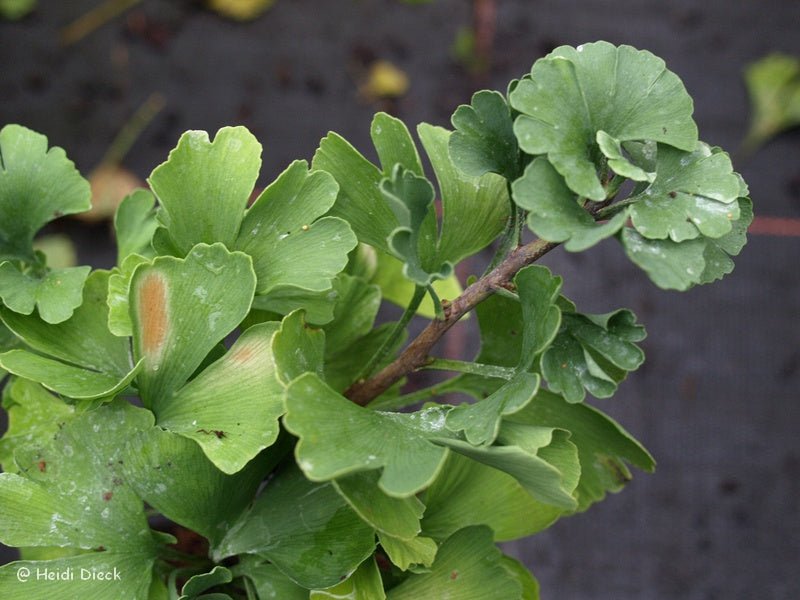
[
  {"left": 114, "top": 189, "right": 158, "bottom": 263},
  {"left": 378, "top": 532, "right": 438, "bottom": 571},
  {"left": 541, "top": 309, "right": 645, "bottom": 403},
  {"left": 629, "top": 143, "right": 741, "bottom": 242},
  {"left": 0, "top": 270, "right": 140, "bottom": 398},
  {"left": 386, "top": 526, "right": 522, "bottom": 600},
  {"left": 284, "top": 373, "right": 454, "bottom": 497},
  {"left": 510, "top": 42, "right": 697, "bottom": 200},
  {"left": 312, "top": 132, "right": 398, "bottom": 251},
  {"left": 180, "top": 566, "right": 232, "bottom": 599},
  {"left": 0, "top": 263, "right": 90, "bottom": 324},
  {"left": 333, "top": 470, "right": 425, "bottom": 540},
  {"left": 421, "top": 453, "right": 562, "bottom": 542},
  {"left": 0, "top": 125, "right": 91, "bottom": 262},
  {"left": 310, "top": 557, "right": 385, "bottom": 600},
  {"left": 371, "top": 112, "right": 424, "bottom": 176},
  {"left": 234, "top": 160, "right": 356, "bottom": 295},
  {"left": 214, "top": 464, "right": 375, "bottom": 589},
  {"left": 504, "top": 390, "right": 654, "bottom": 511},
  {"left": 237, "top": 559, "right": 307, "bottom": 600},
  {"left": 123, "top": 428, "right": 267, "bottom": 547},
  {"left": 129, "top": 243, "right": 256, "bottom": 408},
  {"left": 0, "top": 379, "right": 75, "bottom": 473},
  {"left": 513, "top": 157, "right": 629, "bottom": 251},
  {"left": 621, "top": 197, "right": 752, "bottom": 290},
  {"left": 148, "top": 127, "right": 261, "bottom": 255},
  {"left": 449, "top": 90, "right": 521, "bottom": 180},
  {"left": 154, "top": 322, "right": 285, "bottom": 474},
  {"left": 417, "top": 123, "right": 509, "bottom": 266}
]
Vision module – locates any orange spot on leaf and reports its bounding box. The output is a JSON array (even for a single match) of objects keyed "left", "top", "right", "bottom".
[
  {"left": 450, "top": 570, "right": 459, "bottom": 580},
  {"left": 137, "top": 272, "right": 169, "bottom": 362},
  {"left": 229, "top": 344, "right": 257, "bottom": 365},
  {"left": 37, "top": 461, "right": 46, "bottom": 472}
]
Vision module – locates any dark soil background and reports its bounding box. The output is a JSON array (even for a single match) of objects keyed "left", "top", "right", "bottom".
[{"left": 1, "top": 1, "right": 799, "bottom": 598}]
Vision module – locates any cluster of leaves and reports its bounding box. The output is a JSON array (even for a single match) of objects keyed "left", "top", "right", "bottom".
[{"left": 0, "top": 42, "right": 749, "bottom": 599}]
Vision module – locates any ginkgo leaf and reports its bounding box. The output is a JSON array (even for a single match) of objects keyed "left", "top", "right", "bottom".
[
  {"left": 504, "top": 390, "right": 655, "bottom": 511},
  {"left": 114, "top": 189, "right": 158, "bottom": 263},
  {"left": 122, "top": 428, "right": 269, "bottom": 547},
  {"left": 0, "top": 402, "right": 163, "bottom": 600},
  {"left": 510, "top": 42, "right": 697, "bottom": 200},
  {"left": 0, "top": 124, "right": 91, "bottom": 262},
  {"left": 148, "top": 127, "right": 261, "bottom": 256},
  {"left": 237, "top": 558, "right": 307, "bottom": 600},
  {"left": 445, "top": 372, "right": 540, "bottom": 445},
  {"left": 381, "top": 164, "right": 452, "bottom": 286},
  {"left": 284, "top": 373, "right": 454, "bottom": 497},
  {"left": 450, "top": 90, "right": 521, "bottom": 180},
  {"left": 513, "top": 157, "right": 627, "bottom": 252},
  {"left": 154, "top": 322, "right": 285, "bottom": 474},
  {"left": 377, "top": 532, "right": 438, "bottom": 571},
  {"left": 742, "top": 53, "right": 800, "bottom": 153},
  {"left": 629, "top": 143, "right": 742, "bottom": 242},
  {"left": 371, "top": 112, "right": 424, "bottom": 176},
  {"left": 421, "top": 453, "right": 563, "bottom": 542},
  {"left": 214, "top": 464, "right": 375, "bottom": 589},
  {"left": 0, "top": 262, "right": 90, "bottom": 324},
  {"left": 541, "top": 309, "right": 646, "bottom": 403},
  {"left": 386, "top": 526, "right": 523, "bottom": 600},
  {"left": 310, "top": 557, "right": 385, "bottom": 600},
  {"left": 179, "top": 566, "right": 232, "bottom": 599},
  {"left": 417, "top": 123, "right": 509, "bottom": 267},
  {"left": 129, "top": 243, "right": 256, "bottom": 408},
  {"left": 621, "top": 197, "right": 752, "bottom": 290},
  {"left": 333, "top": 470, "right": 425, "bottom": 540},
  {"left": 234, "top": 160, "right": 357, "bottom": 296},
  {"left": 0, "top": 379, "right": 75, "bottom": 473},
  {"left": 0, "top": 271, "right": 141, "bottom": 399}
]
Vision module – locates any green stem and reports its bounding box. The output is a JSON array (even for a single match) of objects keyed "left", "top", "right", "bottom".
[
  {"left": 368, "top": 379, "right": 454, "bottom": 411},
  {"left": 483, "top": 182, "right": 521, "bottom": 275},
  {"left": 594, "top": 196, "right": 640, "bottom": 220},
  {"left": 419, "top": 358, "right": 516, "bottom": 380},
  {"left": 354, "top": 285, "right": 426, "bottom": 383},
  {"left": 100, "top": 93, "right": 166, "bottom": 167}
]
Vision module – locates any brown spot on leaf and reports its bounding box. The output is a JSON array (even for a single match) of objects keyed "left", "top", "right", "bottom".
[
  {"left": 37, "top": 461, "right": 47, "bottom": 472},
  {"left": 229, "top": 343, "right": 257, "bottom": 365},
  {"left": 137, "top": 272, "right": 169, "bottom": 363},
  {"left": 102, "top": 491, "right": 113, "bottom": 501},
  {"left": 668, "top": 191, "right": 677, "bottom": 198},
  {"left": 450, "top": 570, "right": 459, "bottom": 580}
]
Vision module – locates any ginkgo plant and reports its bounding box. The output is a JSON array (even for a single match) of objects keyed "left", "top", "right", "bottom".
[{"left": 0, "top": 41, "right": 752, "bottom": 599}]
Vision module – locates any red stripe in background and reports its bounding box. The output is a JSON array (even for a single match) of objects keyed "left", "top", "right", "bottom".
[{"left": 749, "top": 216, "right": 800, "bottom": 237}]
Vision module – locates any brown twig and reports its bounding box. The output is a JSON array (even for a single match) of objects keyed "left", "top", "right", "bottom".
[{"left": 344, "top": 238, "right": 558, "bottom": 406}]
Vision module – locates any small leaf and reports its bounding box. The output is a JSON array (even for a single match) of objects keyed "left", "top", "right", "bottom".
[
  {"left": 0, "top": 379, "right": 75, "bottom": 473},
  {"left": 510, "top": 42, "right": 697, "bottom": 200},
  {"left": 155, "top": 322, "right": 285, "bottom": 474},
  {"left": 596, "top": 131, "right": 655, "bottom": 182},
  {"left": 180, "top": 566, "right": 232, "bottom": 599},
  {"left": 417, "top": 123, "right": 510, "bottom": 266},
  {"left": 284, "top": 373, "right": 453, "bottom": 497},
  {"left": 505, "top": 390, "right": 655, "bottom": 510},
  {"left": 107, "top": 253, "right": 149, "bottom": 337},
  {"left": 237, "top": 559, "right": 307, "bottom": 600},
  {"left": 422, "top": 454, "right": 562, "bottom": 542},
  {"left": 215, "top": 464, "right": 375, "bottom": 589},
  {"left": 378, "top": 533, "right": 437, "bottom": 571},
  {"left": 130, "top": 243, "right": 256, "bottom": 408},
  {"left": 450, "top": 90, "right": 521, "bottom": 180},
  {"left": 698, "top": 197, "right": 753, "bottom": 284},
  {"left": 513, "top": 157, "right": 627, "bottom": 251},
  {"left": 333, "top": 470, "right": 425, "bottom": 540},
  {"left": 629, "top": 143, "right": 741, "bottom": 242},
  {"left": 272, "top": 310, "right": 325, "bottom": 385},
  {"left": 0, "top": 124, "right": 91, "bottom": 262},
  {"left": 312, "top": 132, "right": 398, "bottom": 252},
  {"left": 114, "top": 189, "right": 158, "bottom": 263},
  {"left": 445, "top": 372, "right": 540, "bottom": 445},
  {"left": 234, "top": 160, "right": 356, "bottom": 296},
  {"left": 0, "top": 263, "right": 90, "bottom": 324},
  {"left": 148, "top": 127, "right": 262, "bottom": 256},
  {"left": 381, "top": 164, "right": 452, "bottom": 287},
  {"left": 310, "top": 557, "right": 386, "bottom": 600},
  {"left": 371, "top": 251, "right": 463, "bottom": 319},
  {"left": 123, "top": 429, "right": 268, "bottom": 547},
  {"left": 541, "top": 309, "right": 646, "bottom": 403},
  {"left": 371, "top": 112, "right": 424, "bottom": 176},
  {"left": 0, "top": 270, "right": 140, "bottom": 398},
  {"left": 386, "top": 526, "right": 522, "bottom": 600}
]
